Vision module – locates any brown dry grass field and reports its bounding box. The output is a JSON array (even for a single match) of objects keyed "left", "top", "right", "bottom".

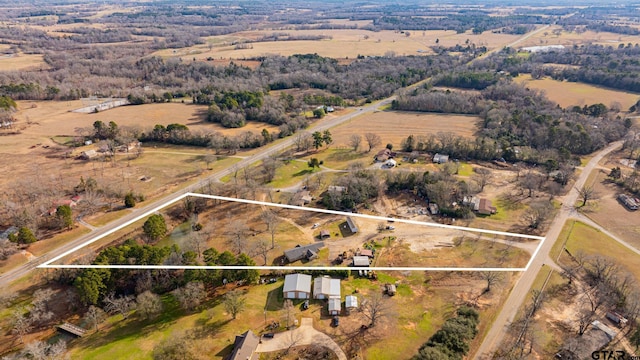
[
  {"left": 7, "top": 101, "right": 280, "bottom": 154},
  {"left": 331, "top": 111, "right": 480, "bottom": 149},
  {"left": 0, "top": 52, "right": 48, "bottom": 71},
  {"left": 515, "top": 74, "right": 640, "bottom": 109},
  {"left": 151, "top": 28, "right": 521, "bottom": 60},
  {"left": 517, "top": 24, "right": 640, "bottom": 48},
  {"left": 579, "top": 153, "right": 640, "bottom": 250}
]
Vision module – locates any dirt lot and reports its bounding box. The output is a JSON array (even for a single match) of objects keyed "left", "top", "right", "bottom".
[
  {"left": 515, "top": 74, "right": 640, "bottom": 109},
  {"left": 151, "top": 28, "right": 521, "bottom": 60},
  {"left": 330, "top": 111, "right": 480, "bottom": 149}
]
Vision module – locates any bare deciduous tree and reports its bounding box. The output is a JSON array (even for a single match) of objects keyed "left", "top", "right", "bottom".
[
  {"left": 223, "top": 290, "right": 246, "bottom": 320},
  {"left": 361, "top": 292, "right": 393, "bottom": 328},
  {"left": 473, "top": 167, "right": 492, "bottom": 192},
  {"left": 261, "top": 210, "right": 281, "bottom": 249},
  {"left": 522, "top": 201, "right": 553, "bottom": 230},
  {"left": 226, "top": 219, "right": 249, "bottom": 254},
  {"left": 364, "top": 133, "right": 382, "bottom": 152},
  {"left": 293, "top": 131, "right": 312, "bottom": 152},
  {"left": 173, "top": 281, "right": 206, "bottom": 311},
  {"left": 85, "top": 305, "right": 106, "bottom": 332},
  {"left": 349, "top": 134, "right": 362, "bottom": 152},
  {"left": 136, "top": 291, "right": 163, "bottom": 320},
  {"left": 480, "top": 271, "right": 503, "bottom": 292},
  {"left": 103, "top": 293, "right": 135, "bottom": 319},
  {"left": 11, "top": 307, "right": 32, "bottom": 343},
  {"left": 576, "top": 184, "right": 598, "bottom": 207}
]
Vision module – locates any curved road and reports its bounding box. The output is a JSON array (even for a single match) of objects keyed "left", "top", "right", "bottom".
[
  {"left": 474, "top": 140, "right": 624, "bottom": 359},
  {"left": 0, "top": 100, "right": 390, "bottom": 287}
]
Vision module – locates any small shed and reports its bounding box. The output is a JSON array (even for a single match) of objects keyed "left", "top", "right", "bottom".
[
  {"left": 345, "top": 295, "right": 358, "bottom": 310},
  {"left": 352, "top": 255, "right": 370, "bottom": 267},
  {"left": 428, "top": 203, "right": 439, "bottom": 215},
  {"left": 328, "top": 185, "right": 346, "bottom": 193},
  {"left": 618, "top": 194, "right": 639, "bottom": 210},
  {"left": 80, "top": 149, "right": 98, "bottom": 160},
  {"left": 293, "top": 190, "right": 312, "bottom": 207},
  {"left": 319, "top": 230, "right": 330, "bottom": 239},
  {"left": 283, "top": 274, "right": 312, "bottom": 299},
  {"left": 328, "top": 298, "right": 341, "bottom": 316},
  {"left": 384, "top": 159, "right": 397, "bottom": 168},
  {"left": 346, "top": 217, "right": 358, "bottom": 233},
  {"left": 433, "top": 153, "right": 449, "bottom": 164},
  {"left": 359, "top": 249, "right": 373, "bottom": 258}
]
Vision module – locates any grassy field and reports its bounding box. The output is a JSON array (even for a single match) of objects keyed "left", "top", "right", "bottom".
[
  {"left": 151, "top": 28, "right": 521, "bottom": 61},
  {"left": 517, "top": 24, "right": 640, "bottom": 49},
  {"left": 330, "top": 111, "right": 480, "bottom": 152},
  {"left": 515, "top": 74, "right": 640, "bottom": 109},
  {"left": 0, "top": 53, "right": 48, "bottom": 71},
  {"left": 559, "top": 220, "right": 640, "bottom": 281}
]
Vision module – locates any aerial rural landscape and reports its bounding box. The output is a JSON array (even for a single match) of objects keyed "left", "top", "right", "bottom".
[{"left": 2, "top": 0, "right": 640, "bottom": 359}]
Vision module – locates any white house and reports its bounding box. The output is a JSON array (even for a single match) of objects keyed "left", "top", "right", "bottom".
[
  {"left": 313, "top": 276, "right": 341, "bottom": 300},
  {"left": 283, "top": 274, "right": 312, "bottom": 299}
]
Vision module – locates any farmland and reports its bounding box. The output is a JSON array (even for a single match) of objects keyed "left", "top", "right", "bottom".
[{"left": 515, "top": 74, "right": 640, "bottom": 109}]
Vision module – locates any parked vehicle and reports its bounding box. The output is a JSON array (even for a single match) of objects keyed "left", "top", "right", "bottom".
[
  {"left": 263, "top": 333, "right": 274, "bottom": 339},
  {"left": 302, "top": 300, "right": 309, "bottom": 310},
  {"left": 331, "top": 316, "right": 340, "bottom": 327}
]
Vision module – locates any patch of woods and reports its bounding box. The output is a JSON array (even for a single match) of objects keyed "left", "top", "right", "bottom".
[
  {"left": 369, "top": 14, "right": 545, "bottom": 34},
  {"left": 393, "top": 79, "right": 629, "bottom": 158},
  {"left": 497, "top": 253, "right": 640, "bottom": 358},
  {"left": 412, "top": 306, "right": 479, "bottom": 360}
]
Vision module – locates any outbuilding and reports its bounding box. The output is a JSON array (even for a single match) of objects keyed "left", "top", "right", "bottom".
[
  {"left": 283, "top": 274, "right": 312, "bottom": 299},
  {"left": 328, "top": 298, "right": 341, "bottom": 316},
  {"left": 352, "top": 255, "right": 370, "bottom": 267},
  {"left": 313, "top": 276, "right": 341, "bottom": 300}
]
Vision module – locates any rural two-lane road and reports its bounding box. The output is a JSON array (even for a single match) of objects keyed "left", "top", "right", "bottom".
[
  {"left": 0, "top": 99, "right": 391, "bottom": 287},
  {"left": 474, "top": 140, "right": 623, "bottom": 359}
]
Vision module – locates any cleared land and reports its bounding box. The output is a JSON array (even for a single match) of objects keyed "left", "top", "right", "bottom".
[
  {"left": 151, "top": 29, "right": 521, "bottom": 60},
  {"left": 517, "top": 24, "right": 640, "bottom": 48},
  {"left": 330, "top": 111, "right": 480, "bottom": 149},
  {"left": 0, "top": 53, "right": 48, "bottom": 71},
  {"left": 9, "top": 101, "right": 279, "bottom": 152},
  {"left": 515, "top": 74, "right": 640, "bottom": 109}
]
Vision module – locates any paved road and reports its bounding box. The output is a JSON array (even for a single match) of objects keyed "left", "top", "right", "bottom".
[
  {"left": 256, "top": 318, "right": 347, "bottom": 360},
  {"left": 0, "top": 101, "right": 389, "bottom": 287},
  {"left": 473, "top": 140, "right": 623, "bottom": 359}
]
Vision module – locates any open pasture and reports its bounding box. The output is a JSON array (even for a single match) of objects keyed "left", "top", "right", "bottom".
[
  {"left": 8, "top": 101, "right": 280, "bottom": 154},
  {"left": 515, "top": 74, "right": 640, "bottom": 109},
  {"left": 330, "top": 111, "right": 480, "bottom": 149},
  {"left": 151, "top": 28, "right": 521, "bottom": 61},
  {"left": 517, "top": 24, "right": 640, "bottom": 48},
  {"left": 0, "top": 52, "right": 48, "bottom": 71}
]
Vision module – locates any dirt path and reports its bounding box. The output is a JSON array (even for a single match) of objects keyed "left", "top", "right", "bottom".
[
  {"left": 256, "top": 318, "right": 347, "bottom": 360},
  {"left": 473, "top": 140, "right": 623, "bottom": 359}
]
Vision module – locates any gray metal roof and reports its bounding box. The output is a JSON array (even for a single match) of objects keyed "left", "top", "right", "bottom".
[
  {"left": 314, "top": 276, "right": 341, "bottom": 298},
  {"left": 284, "top": 242, "right": 324, "bottom": 263},
  {"left": 283, "top": 274, "right": 312, "bottom": 293}
]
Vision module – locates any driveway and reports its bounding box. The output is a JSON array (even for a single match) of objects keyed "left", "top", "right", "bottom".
[{"left": 256, "top": 318, "right": 347, "bottom": 360}]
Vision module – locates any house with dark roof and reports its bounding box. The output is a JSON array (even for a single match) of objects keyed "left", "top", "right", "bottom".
[
  {"left": 228, "top": 330, "right": 260, "bottom": 360},
  {"left": 284, "top": 242, "right": 324, "bottom": 263},
  {"left": 618, "top": 193, "right": 639, "bottom": 210},
  {"left": 477, "top": 198, "right": 497, "bottom": 215},
  {"left": 319, "top": 230, "right": 331, "bottom": 239},
  {"left": 283, "top": 273, "right": 312, "bottom": 299}
]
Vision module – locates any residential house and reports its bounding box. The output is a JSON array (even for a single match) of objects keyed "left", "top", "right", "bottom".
[
  {"left": 313, "top": 276, "right": 341, "bottom": 300},
  {"left": 352, "top": 255, "right": 370, "bottom": 267},
  {"left": 284, "top": 242, "right": 324, "bottom": 263},
  {"left": 328, "top": 298, "right": 341, "bottom": 316},
  {"left": 477, "top": 198, "right": 497, "bottom": 215},
  {"left": 292, "top": 190, "right": 313, "bottom": 207},
  {"left": 283, "top": 274, "right": 312, "bottom": 299},
  {"left": 374, "top": 148, "right": 396, "bottom": 162},
  {"left": 228, "top": 330, "right": 260, "bottom": 360},
  {"left": 433, "top": 153, "right": 449, "bottom": 164}
]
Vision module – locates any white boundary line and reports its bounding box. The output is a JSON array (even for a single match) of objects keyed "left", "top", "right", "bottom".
[{"left": 39, "top": 193, "right": 546, "bottom": 272}]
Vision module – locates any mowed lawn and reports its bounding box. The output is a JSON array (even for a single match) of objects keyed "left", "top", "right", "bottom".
[
  {"left": 515, "top": 74, "right": 640, "bottom": 109},
  {"left": 330, "top": 111, "right": 480, "bottom": 151}
]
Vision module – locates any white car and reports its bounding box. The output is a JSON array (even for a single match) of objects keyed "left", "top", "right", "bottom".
[{"left": 311, "top": 223, "right": 320, "bottom": 229}]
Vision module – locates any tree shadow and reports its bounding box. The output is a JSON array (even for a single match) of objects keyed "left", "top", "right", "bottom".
[
  {"left": 215, "top": 343, "right": 235, "bottom": 358},
  {"left": 265, "top": 285, "right": 284, "bottom": 311},
  {"left": 293, "top": 169, "right": 313, "bottom": 177},
  {"left": 191, "top": 318, "right": 230, "bottom": 340}
]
